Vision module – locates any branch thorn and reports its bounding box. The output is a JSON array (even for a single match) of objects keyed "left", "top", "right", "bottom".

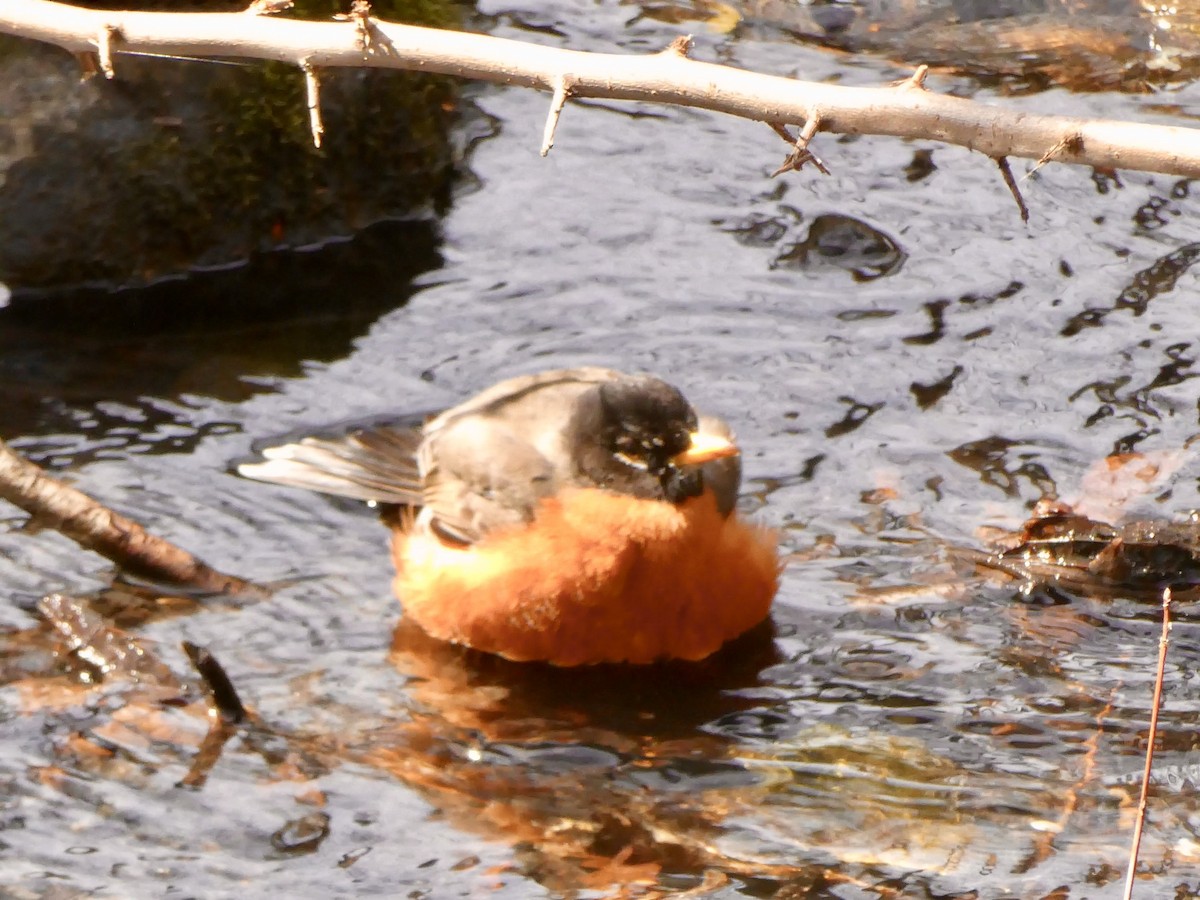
[
  {"left": 334, "top": 0, "right": 375, "bottom": 54},
  {"left": 770, "top": 112, "right": 829, "bottom": 177},
  {"left": 540, "top": 75, "right": 573, "bottom": 157},
  {"left": 301, "top": 60, "right": 324, "bottom": 148},
  {"left": 665, "top": 35, "right": 693, "bottom": 58},
  {"left": 73, "top": 51, "right": 101, "bottom": 82},
  {"left": 1027, "top": 132, "right": 1085, "bottom": 179},
  {"left": 898, "top": 64, "right": 929, "bottom": 91},
  {"left": 994, "top": 155, "right": 1030, "bottom": 222},
  {"left": 95, "top": 24, "right": 118, "bottom": 79}
]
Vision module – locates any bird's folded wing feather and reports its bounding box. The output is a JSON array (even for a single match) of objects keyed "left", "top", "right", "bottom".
[{"left": 237, "top": 422, "right": 425, "bottom": 505}]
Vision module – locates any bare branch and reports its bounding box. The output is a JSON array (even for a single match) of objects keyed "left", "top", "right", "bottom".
[
  {"left": 0, "top": 438, "right": 255, "bottom": 595},
  {"left": 1, "top": 1, "right": 1199, "bottom": 182}
]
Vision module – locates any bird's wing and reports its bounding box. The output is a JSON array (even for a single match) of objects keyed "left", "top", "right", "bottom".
[
  {"left": 419, "top": 415, "right": 559, "bottom": 543},
  {"left": 423, "top": 367, "right": 623, "bottom": 431},
  {"left": 236, "top": 416, "right": 426, "bottom": 505}
]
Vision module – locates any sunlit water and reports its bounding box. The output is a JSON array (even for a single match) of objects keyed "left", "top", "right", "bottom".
[{"left": 3, "top": 2, "right": 1200, "bottom": 897}]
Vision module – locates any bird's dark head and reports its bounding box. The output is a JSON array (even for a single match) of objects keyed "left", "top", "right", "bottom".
[{"left": 569, "top": 375, "right": 739, "bottom": 504}]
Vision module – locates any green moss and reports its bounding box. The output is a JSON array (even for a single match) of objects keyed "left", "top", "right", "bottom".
[
  {"left": 72, "top": 0, "right": 460, "bottom": 28},
  {"left": 107, "top": 59, "right": 457, "bottom": 276},
  {"left": 1, "top": 0, "right": 463, "bottom": 286}
]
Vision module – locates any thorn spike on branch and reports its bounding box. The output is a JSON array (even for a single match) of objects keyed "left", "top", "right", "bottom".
[
  {"left": 767, "top": 121, "right": 795, "bottom": 144},
  {"left": 334, "top": 0, "right": 374, "bottom": 53},
  {"left": 5, "top": 0, "right": 1200, "bottom": 186},
  {"left": 666, "top": 35, "right": 692, "bottom": 58},
  {"left": 96, "top": 24, "right": 117, "bottom": 79},
  {"left": 302, "top": 60, "right": 323, "bottom": 148},
  {"left": 901, "top": 64, "right": 929, "bottom": 90},
  {"left": 994, "top": 156, "right": 1030, "bottom": 223},
  {"left": 73, "top": 51, "right": 100, "bottom": 82},
  {"left": 1029, "top": 132, "right": 1086, "bottom": 179},
  {"left": 771, "top": 110, "right": 829, "bottom": 177},
  {"left": 798, "top": 112, "right": 821, "bottom": 143},
  {"left": 540, "top": 77, "right": 571, "bottom": 157}
]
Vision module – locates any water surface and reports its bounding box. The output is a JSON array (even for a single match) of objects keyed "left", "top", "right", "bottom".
[{"left": 3, "top": 3, "right": 1200, "bottom": 897}]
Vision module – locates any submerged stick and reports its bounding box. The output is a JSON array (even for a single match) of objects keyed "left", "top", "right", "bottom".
[
  {"left": 1122, "top": 586, "right": 1173, "bottom": 900},
  {"left": 0, "top": 438, "right": 254, "bottom": 594},
  {"left": 183, "top": 640, "right": 248, "bottom": 724},
  {"left": 178, "top": 641, "right": 249, "bottom": 789}
]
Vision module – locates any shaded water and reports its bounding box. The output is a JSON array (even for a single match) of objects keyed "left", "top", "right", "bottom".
[{"left": 4, "top": 2, "right": 1200, "bottom": 897}]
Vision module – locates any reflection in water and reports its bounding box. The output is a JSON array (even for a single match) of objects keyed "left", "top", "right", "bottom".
[
  {"left": 7, "top": 1, "right": 1200, "bottom": 896},
  {"left": 0, "top": 220, "right": 442, "bottom": 456},
  {"left": 718, "top": 209, "right": 906, "bottom": 281},
  {"left": 1061, "top": 242, "right": 1200, "bottom": 337},
  {"left": 1069, "top": 340, "right": 1200, "bottom": 456},
  {"left": 911, "top": 365, "right": 964, "bottom": 409},
  {"left": 773, "top": 214, "right": 907, "bottom": 282},
  {"left": 12, "top": 519, "right": 1199, "bottom": 897},
  {"left": 5, "top": 590, "right": 1141, "bottom": 896},
  {"left": 948, "top": 437, "right": 1059, "bottom": 501}
]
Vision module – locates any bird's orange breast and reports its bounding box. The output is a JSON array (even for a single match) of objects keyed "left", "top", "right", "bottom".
[{"left": 390, "top": 489, "right": 780, "bottom": 666}]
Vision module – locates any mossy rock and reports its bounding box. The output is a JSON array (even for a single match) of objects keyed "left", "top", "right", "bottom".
[{"left": 0, "top": 0, "right": 461, "bottom": 291}]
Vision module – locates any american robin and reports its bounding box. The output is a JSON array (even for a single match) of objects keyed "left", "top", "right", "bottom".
[{"left": 239, "top": 368, "right": 779, "bottom": 666}]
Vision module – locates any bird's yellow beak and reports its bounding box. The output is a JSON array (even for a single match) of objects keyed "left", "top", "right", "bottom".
[{"left": 670, "top": 431, "right": 740, "bottom": 467}]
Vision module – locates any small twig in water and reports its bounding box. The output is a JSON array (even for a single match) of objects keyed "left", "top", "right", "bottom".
[
  {"left": 183, "top": 641, "right": 247, "bottom": 724},
  {"left": 1122, "top": 586, "right": 1173, "bottom": 900},
  {"left": 178, "top": 640, "right": 248, "bottom": 789}
]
